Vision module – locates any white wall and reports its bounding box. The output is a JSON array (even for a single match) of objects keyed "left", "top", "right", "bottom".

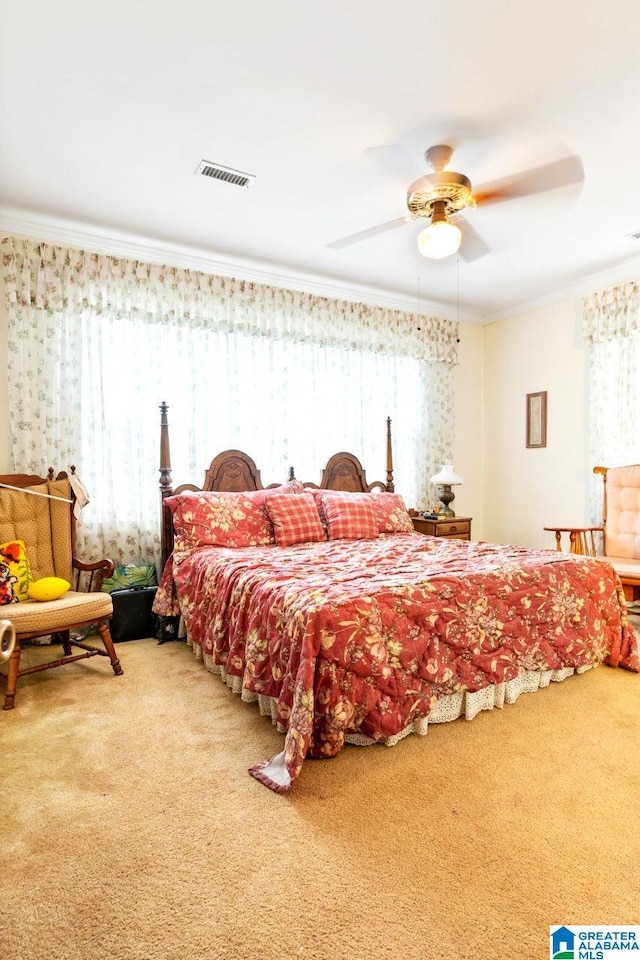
[{"left": 482, "top": 297, "right": 589, "bottom": 549}]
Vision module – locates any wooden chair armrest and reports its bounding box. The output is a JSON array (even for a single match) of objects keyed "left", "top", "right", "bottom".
[
  {"left": 72, "top": 557, "right": 115, "bottom": 592},
  {"left": 543, "top": 526, "right": 603, "bottom": 556},
  {"left": 543, "top": 526, "right": 604, "bottom": 532}
]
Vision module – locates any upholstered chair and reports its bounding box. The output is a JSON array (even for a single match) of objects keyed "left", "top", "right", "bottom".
[
  {"left": 545, "top": 464, "right": 640, "bottom": 602},
  {"left": 0, "top": 470, "right": 123, "bottom": 710}
]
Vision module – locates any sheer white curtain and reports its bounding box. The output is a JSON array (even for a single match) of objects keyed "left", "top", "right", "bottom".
[
  {"left": 584, "top": 281, "right": 640, "bottom": 520},
  {"left": 2, "top": 236, "right": 458, "bottom": 568}
]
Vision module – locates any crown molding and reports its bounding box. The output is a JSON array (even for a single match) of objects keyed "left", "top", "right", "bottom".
[
  {"left": 0, "top": 206, "right": 483, "bottom": 324},
  {"left": 483, "top": 252, "right": 640, "bottom": 323}
]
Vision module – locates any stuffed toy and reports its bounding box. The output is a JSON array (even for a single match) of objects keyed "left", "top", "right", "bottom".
[{"left": 0, "top": 546, "right": 20, "bottom": 605}]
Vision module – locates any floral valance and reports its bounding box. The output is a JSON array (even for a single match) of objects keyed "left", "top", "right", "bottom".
[
  {"left": 1, "top": 235, "right": 459, "bottom": 363},
  {"left": 583, "top": 280, "right": 640, "bottom": 344}
]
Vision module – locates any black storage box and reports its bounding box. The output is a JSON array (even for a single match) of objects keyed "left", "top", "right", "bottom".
[{"left": 109, "top": 586, "right": 158, "bottom": 642}]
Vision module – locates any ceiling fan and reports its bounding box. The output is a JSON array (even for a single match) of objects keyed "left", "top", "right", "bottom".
[{"left": 327, "top": 143, "right": 584, "bottom": 261}]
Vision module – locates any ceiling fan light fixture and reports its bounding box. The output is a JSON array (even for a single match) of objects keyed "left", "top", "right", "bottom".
[{"left": 417, "top": 220, "right": 462, "bottom": 259}]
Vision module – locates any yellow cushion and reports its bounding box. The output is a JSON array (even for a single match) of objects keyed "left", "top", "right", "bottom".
[
  {"left": 28, "top": 576, "right": 71, "bottom": 602},
  {"left": 0, "top": 539, "right": 32, "bottom": 605}
]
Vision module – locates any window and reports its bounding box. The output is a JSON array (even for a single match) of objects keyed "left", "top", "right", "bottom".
[{"left": 3, "top": 236, "right": 457, "bottom": 568}]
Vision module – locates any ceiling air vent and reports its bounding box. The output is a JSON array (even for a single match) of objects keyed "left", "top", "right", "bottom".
[{"left": 195, "top": 159, "right": 255, "bottom": 188}]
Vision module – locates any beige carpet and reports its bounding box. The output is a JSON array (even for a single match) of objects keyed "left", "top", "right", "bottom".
[{"left": 1, "top": 637, "right": 639, "bottom": 960}]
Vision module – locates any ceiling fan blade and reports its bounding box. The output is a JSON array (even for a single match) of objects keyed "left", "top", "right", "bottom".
[
  {"left": 474, "top": 154, "right": 584, "bottom": 206},
  {"left": 327, "top": 216, "right": 415, "bottom": 250},
  {"left": 455, "top": 216, "right": 491, "bottom": 262}
]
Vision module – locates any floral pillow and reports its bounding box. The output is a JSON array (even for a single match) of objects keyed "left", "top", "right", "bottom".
[
  {"left": 166, "top": 482, "right": 302, "bottom": 563},
  {"left": 312, "top": 491, "right": 379, "bottom": 541},
  {"left": 264, "top": 491, "right": 326, "bottom": 547},
  {"left": 0, "top": 539, "right": 32, "bottom": 604},
  {"left": 370, "top": 492, "right": 414, "bottom": 534}
]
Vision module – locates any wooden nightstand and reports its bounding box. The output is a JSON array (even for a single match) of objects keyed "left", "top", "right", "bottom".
[{"left": 411, "top": 516, "right": 472, "bottom": 541}]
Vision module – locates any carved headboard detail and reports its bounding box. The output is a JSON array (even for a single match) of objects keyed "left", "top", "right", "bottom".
[
  {"left": 301, "top": 452, "right": 386, "bottom": 493},
  {"left": 202, "top": 450, "right": 265, "bottom": 493}
]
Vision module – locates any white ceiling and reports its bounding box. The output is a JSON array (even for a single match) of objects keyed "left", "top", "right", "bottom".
[{"left": 2, "top": 0, "right": 640, "bottom": 321}]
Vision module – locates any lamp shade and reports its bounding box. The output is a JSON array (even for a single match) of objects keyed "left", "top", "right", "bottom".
[
  {"left": 417, "top": 220, "right": 462, "bottom": 260},
  {"left": 430, "top": 464, "right": 463, "bottom": 486}
]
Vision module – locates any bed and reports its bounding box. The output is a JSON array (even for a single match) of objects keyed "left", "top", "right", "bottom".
[{"left": 153, "top": 403, "right": 639, "bottom": 792}]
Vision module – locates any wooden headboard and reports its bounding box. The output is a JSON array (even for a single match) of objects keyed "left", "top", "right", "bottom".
[{"left": 158, "top": 402, "right": 394, "bottom": 568}]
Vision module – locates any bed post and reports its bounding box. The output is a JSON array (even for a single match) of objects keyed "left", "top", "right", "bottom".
[
  {"left": 386, "top": 417, "right": 394, "bottom": 492},
  {"left": 159, "top": 401, "right": 174, "bottom": 568}
]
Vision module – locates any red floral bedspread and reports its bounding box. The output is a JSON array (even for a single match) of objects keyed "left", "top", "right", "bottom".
[{"left": 154, "top": 535, "right": 639, "bottom": 791}]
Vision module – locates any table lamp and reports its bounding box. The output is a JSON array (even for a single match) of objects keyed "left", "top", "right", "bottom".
[{"left": 430, "top": 464, "right": 463, "bottom": 517}]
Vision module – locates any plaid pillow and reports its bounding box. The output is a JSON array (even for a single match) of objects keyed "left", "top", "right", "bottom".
[
  {"left": 370, "top": 493, "right": 414, "bottom": 533},
  {"left": 314, "top": 491, "right": 379, "bottom": 540},
  {"left": 264, "top": 492, "right": 326, "bottom": 547}
]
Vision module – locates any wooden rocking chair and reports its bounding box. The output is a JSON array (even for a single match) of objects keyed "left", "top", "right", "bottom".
[
  {"left": 545, "top": 464, "right": 640, "bottom": 602},
  {"left": 0, "top": 469, "right": 123, "bottom": 710}
]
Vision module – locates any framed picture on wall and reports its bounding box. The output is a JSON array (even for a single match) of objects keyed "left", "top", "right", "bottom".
[{"left": 526, "top": 391, "right": 547, "bottom": 448}]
